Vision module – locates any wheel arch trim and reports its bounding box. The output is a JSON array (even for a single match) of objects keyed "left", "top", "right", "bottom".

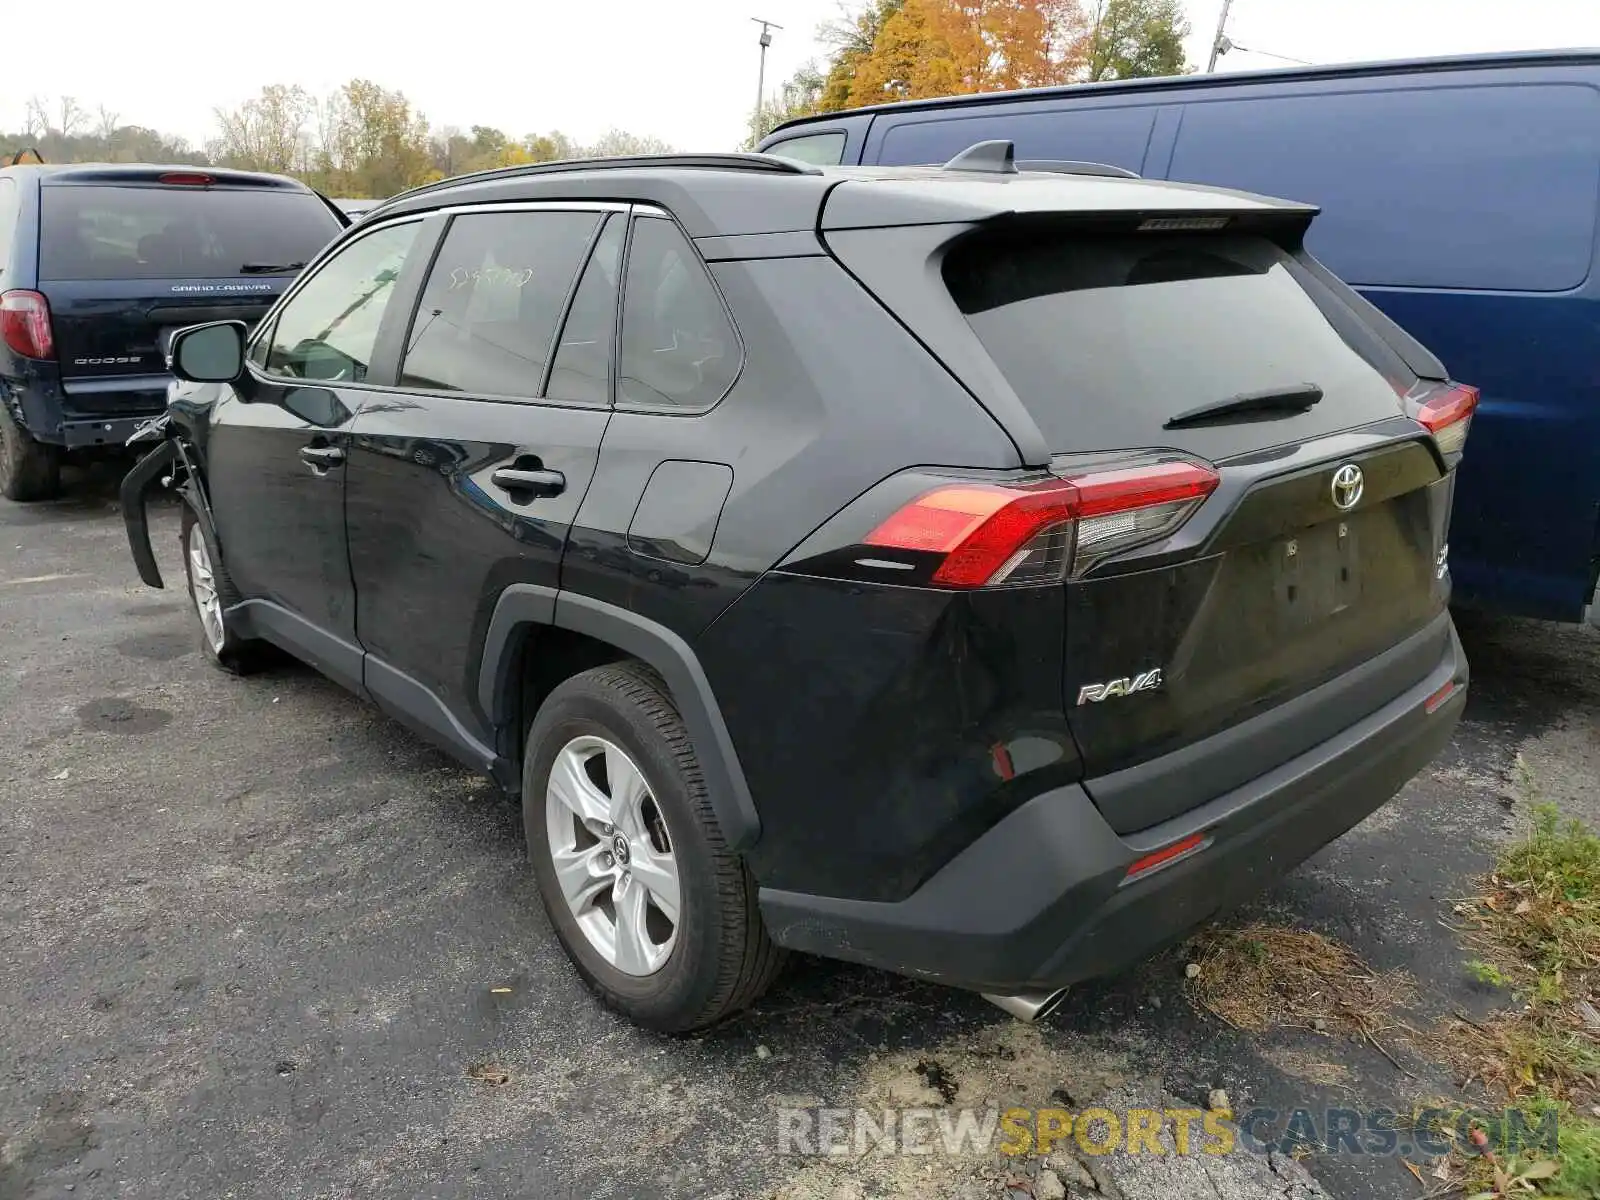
[{"left": 478, "top": 585, "right": 761, "bottom": 851}]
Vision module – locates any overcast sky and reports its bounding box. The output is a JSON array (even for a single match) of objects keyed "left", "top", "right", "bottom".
[{"left": 6, "top": 0, "right": 1598, "bottom": 153}]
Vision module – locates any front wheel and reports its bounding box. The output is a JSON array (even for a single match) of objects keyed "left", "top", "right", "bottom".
[
  {"left": 525, "top": 662, "right": 785, "bottom": 1032},
  {"left": 180, "top": 505, "right": 267, "bottom": 674}
]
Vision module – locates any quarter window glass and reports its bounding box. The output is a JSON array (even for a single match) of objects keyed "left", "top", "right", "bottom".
[
  {"left": 618, "top": 217, "right": 739, "bottom": 410},
  {"left": 263, "top": 221, "right": 418, "bottom": 382},
  {"left": 546, "top": 215, "right": 624, "bottom": 405},
  {"left": 400, "top": 210, "right": 600, "bottom": 399},
  {"left": 766, "top": 132, "right": 846, "bottom": 165},
  {"left": 0, "top": 179, "right": 17, "bottom": 271}
]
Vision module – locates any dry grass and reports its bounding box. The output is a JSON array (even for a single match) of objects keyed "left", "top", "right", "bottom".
[{"left": 1185, "top": 922, "right": 1416, "bottom": 1060}]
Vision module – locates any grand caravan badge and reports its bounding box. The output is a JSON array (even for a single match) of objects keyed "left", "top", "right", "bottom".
[{"left": 1077, "top": 668, "right": 1164, "bottom": 706}]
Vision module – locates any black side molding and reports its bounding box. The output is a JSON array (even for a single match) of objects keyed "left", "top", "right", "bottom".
[
  {"left": 477, "top": 586, "right": 762, "bottom": 852},
  {"left": 120, "top": 442, "right": 177, "bottom": 589}
]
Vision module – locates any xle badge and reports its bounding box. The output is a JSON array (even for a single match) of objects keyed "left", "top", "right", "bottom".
[{"left": 1077, "top": 668, "right": 1163, "bottom": 706}]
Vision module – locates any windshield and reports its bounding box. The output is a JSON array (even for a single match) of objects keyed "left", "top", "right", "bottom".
[{"left": 40, "top": 185, "right": 341, "bottom": 281}]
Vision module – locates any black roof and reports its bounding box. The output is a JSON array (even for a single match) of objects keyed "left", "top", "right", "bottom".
[
  {"left": 767, "top": 47, "right": 1600, "bottom": 135},
  {"left": 360, "top": 148, "right": 1314, "bottom": 240}
]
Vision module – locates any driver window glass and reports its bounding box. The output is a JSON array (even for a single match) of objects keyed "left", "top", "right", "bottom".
[
  {"left": 617, "top": 216, "right": 739, "bottom": 410},
  {"left": 263, "top": 221, "right": 419, "bottom": 382}
]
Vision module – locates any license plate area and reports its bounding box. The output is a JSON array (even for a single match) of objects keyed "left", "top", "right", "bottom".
[{"left": 1273, "top": 517, "right": 1363, "bottom": 631}]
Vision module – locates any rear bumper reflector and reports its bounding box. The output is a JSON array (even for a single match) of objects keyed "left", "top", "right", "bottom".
[
  {"left": 1121, "top": 831, "right": 1208, "bottom": 885},
  {"left": 1423, "top": 680, "right": 1459, "bottom": 714}
]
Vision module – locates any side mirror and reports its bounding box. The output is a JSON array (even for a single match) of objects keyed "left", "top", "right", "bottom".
[{"left": 168, "top": 321, "right": 246, "bottom": 384}]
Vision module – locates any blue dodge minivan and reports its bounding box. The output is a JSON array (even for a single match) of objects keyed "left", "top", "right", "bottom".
[
  {"left": 762, "top": 50, "right": 1600, "bottom": 623},
  {"left": 0, "top": 164, "right": 346, "bottom": 500}
]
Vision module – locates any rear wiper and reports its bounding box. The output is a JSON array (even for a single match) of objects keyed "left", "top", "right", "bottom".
[
  {"left": 239, "top": 261, "right": 306, "bottom": 274},
  {"left": 1164, "top": 383, "right": 1323, "bottom": 429}
]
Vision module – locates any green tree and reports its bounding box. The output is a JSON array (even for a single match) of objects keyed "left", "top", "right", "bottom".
[
  {"left": 313, "top": 80, "right": 434, "bottom": 197},
  {"left": 749, "top": 61, "right": 828, "bottom": 145},
  {"left": 1084, "top": 0, "right": 1188, "bottom": 81}
]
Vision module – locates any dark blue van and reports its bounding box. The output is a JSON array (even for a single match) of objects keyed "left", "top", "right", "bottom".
[
  {"left": 761, "top": 50, "right": 1600, "bottom": 623},
  {"left": 0, "top": 164, "right": 346, "bottom": 500}
]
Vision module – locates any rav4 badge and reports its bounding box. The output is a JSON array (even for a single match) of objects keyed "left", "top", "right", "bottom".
[{"left": 1077, "top": 668, "right": 1164, "bottom": 706}]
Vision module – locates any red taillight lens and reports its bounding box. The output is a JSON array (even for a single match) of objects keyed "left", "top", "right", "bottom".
[
  {"left": 0, "top": 290, "right": 54, "bottom": 359},
  {"left": 158, "top": 172, "right": 214, "bottom": 186},
  {"left": 1416, "top": 382, "right": 1478, "bottom": 456},
  {"left": 864, "top": 459, "right": 1219, "bottom": 588}
]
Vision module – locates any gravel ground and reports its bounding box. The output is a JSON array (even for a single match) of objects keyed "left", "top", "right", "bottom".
[{"left": 2, "top": 467, "right": 1596, "bottom": 1200}]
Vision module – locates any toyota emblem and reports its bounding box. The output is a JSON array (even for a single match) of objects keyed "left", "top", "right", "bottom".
[{"left": 1330, "top": 463, "right": 1364, "bottom": 511}]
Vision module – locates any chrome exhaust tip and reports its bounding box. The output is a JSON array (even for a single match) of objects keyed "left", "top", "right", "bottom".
[{"left": 981, "top": 988, "right": 1068, "bottom": 1023}]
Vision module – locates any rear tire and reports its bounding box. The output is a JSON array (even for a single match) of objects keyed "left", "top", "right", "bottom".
[
  {"left": 180, "top": 505, "right": 268, "bottom": 675},
  {"left": 0, "top": 405, "right": 61, "bottom": 501},
  {"left": 524, "top": 662, "right": 785, "bottom": 1032}
]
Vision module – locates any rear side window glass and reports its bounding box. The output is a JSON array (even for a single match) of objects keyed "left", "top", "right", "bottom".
[
  {"left": 400, "top": 210, "right": 600, "bottom": 399},
  {"left": 618, "top": 216, "right": 740, "bottom": 410},
  {"left": 766, "top": 132, "right": 847, "bottom": 165},
  {"left": 945, "top": 230, "right": 1414, "bottom": 453},
  {"left": 547, "top": 215, "right": 624, "bottom": 406},
  {"left": 876, "top": 106, "right": 1155, "bottom": 173},
  {"left": 0, "top": 178, "right": 17, "bottom": 271},
  {"left": 1168, "top": 85, "right": 1600, "bottom": 292},
  {"left": 38, "top": 184, "right": 341, "bottom": 281},
  {"left": 263, "top": 221, "right": 418, "bottom": 383}
]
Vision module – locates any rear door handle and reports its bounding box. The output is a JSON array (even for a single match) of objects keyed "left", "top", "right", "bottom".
[
  {"left": 299, "top": 445, "right": 345, "bottom": 470},
  {"left": 491, "top": 467, "right": 566, "bottom": 497}
]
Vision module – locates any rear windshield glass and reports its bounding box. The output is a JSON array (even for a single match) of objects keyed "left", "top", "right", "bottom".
[
  {"left": 40, "top": 185, "right": 341, "bottom": 281},
  {"left": 944, "top": 230, "right": 1415, "bottom": 453}
]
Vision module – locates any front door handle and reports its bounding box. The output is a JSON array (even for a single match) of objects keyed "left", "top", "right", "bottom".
[
  {"left": 299, "top": 445, "right": 346, "bottom": 471},
  {"left": 491, "top": 467, "right": 566, "bottom": 498}
]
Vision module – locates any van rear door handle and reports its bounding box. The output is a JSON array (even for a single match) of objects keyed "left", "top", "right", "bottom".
[{"left": 491, "top": 467, "right": 566, "bottom": 497}]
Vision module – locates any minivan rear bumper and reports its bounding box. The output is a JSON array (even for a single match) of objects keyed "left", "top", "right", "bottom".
[
  {"left": 15, "top": 374, "right": 167, "bottom": 447},
  {"left": 757, "top": 615, "right": 1466, "bottom": 994}
]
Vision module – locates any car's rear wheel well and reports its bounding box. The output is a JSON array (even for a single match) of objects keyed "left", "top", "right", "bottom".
[{"left": 513, "top": 626, "right": 632, "bottom": 763}]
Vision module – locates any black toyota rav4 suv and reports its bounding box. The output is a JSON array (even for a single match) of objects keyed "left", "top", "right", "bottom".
[
  {"left": 0, "top": 163, "right": 345, "bottom": 499},
  {"left": 122, "top": 146, "right": 1472, "bottom": 1032}
]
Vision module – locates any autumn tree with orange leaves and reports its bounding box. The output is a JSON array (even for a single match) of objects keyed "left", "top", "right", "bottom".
[
  {"left": 850, "top": 0, "right": 1093, "bottom": 105},
  {"left": 753, "top": 0, "right": 1188, "bottom": 139}
]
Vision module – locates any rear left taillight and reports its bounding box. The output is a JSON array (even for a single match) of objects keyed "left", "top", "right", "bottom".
[
  {"left": 864, "top": 458, "right": 1219, "bottom": 588},
  {"left": 0, "top": 290, "right": 54, "bottom": 359},
  {"left": 1416, "top": 382, "right": 1478, "bottom": 457}
]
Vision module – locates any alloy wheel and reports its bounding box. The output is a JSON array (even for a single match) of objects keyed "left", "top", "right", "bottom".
[
  {"left": 545, "top": 735, "right": 680, "bottom": 976},
  {"left": 187, "top": 527, "right": 226, "bottom": 653}
]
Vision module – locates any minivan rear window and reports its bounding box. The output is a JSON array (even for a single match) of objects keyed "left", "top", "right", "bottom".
[
  {"left": 40, "top": 185, "right": 341, "bottom": 281},
  {"left": 944, "top": 230, "right": 1414, "bottom": 455}
]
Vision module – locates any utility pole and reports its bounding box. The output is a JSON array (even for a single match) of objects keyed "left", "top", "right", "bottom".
[
  {"left": 1206, "top": 0, "right": 1233, "bottom": 73},
  {"left": 752, "top": 17, "right": 781, "bottom": 141}
]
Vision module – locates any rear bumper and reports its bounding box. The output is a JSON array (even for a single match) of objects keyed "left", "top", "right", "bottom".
[
  {"left": 758, "top": 616, "right": 1467, "bottom": 993},
  {"left": 15, "top": 375, "right": 167, "bottom": 448}
]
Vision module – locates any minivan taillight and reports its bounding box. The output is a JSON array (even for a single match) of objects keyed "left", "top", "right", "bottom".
[
  {"left": 1416, "top": 382, "right": 1478, "bottom": 457},
  {"left": 0, "top": 290, "right": 54, "bottom": 359},
  {"left": 865, "top": 459, "right": 1219, "bottom": 588}
]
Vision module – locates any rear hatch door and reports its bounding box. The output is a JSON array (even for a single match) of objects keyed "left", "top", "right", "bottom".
[
  {"left": 38, "top": 173, "right": 341, "bottom": 410},
  {"left": 831, "top": 203, "right": 1457, "bottom": 833}
]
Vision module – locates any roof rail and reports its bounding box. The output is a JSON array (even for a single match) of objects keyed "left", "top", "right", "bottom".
[
  {"left": 1018, "top": 158, "right": 1140, "bottom": 179},
  {"left": 382, "top": 151, "right": 821, "bottom": 209}
]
